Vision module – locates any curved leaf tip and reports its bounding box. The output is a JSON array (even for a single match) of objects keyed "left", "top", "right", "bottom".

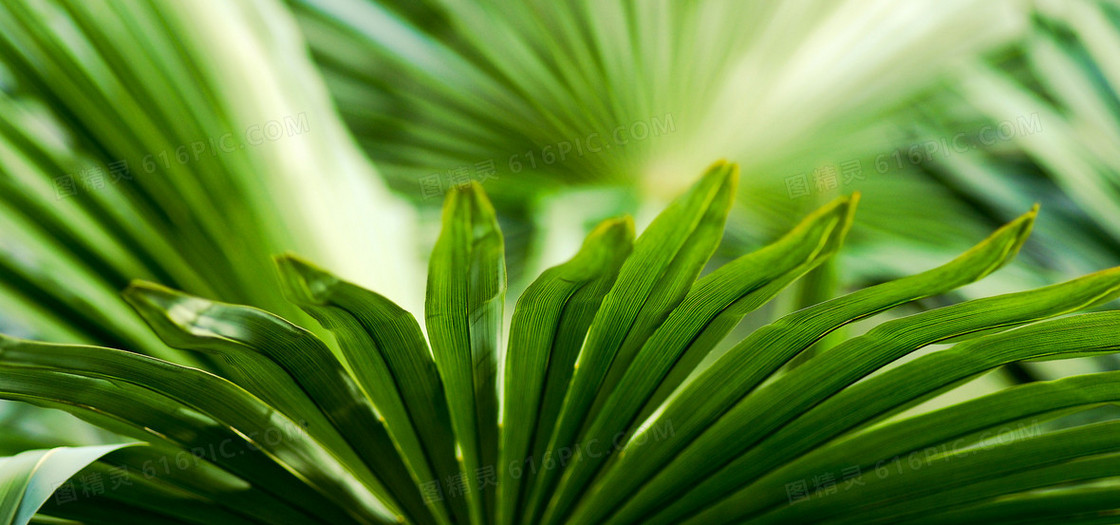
[
  {"left": 121, "top": 281, "right": 223, "bottom": 342},
  {"left": 0, "top": 444, "right": 137, "bottom": 525},
  {"left": 274, "top": 253, "right": 341, "bottom": 305}
]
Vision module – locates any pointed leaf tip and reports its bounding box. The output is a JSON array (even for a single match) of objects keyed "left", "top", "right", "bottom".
[
  {"left": 274, "top": 254, "right": 339, "bottom": 304},
  {"left": 687, "top": 160, "right": 738, "bottom": 197},
  {"left": 586, "top": 216, "right": 636, "bottom": 246},
  {"left": 439, "top": 179, "right": 501, "bottom": 233},
  {"left": 1009, "top": 205, "right": 1039, "bottom": 241},
  {"left": 709, "top": 160, "right": 739, "bottom": 186},
  {"left": 123, "top": 280, "right": 188, "bottom": 312}
]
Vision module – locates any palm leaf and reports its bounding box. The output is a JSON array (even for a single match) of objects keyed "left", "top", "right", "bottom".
[
  {"left": 0, "top": 0, "right": 422, "bottom": 355},
  {"left": 0, "top": 0, "right": 426, "bottom": 464},
  {"left": 0, "top": 445, "right": 132, "bottom": 525},
  {"left": 1, "top": 165, "right": 1118, "bottom": 524}
]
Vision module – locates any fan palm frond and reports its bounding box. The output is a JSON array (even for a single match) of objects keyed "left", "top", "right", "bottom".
[{"left": 3, "top": 165, "right": 1119, "bottom": 524}]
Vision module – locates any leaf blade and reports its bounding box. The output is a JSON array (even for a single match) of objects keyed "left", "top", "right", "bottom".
[
  {"left": 425, "top": 182, "right": 507, "bottom": 525},
  {"left": 0, "top": 445, "right": 133, "bottom": 525},
  {"left": 522, "top": 161, "right": 737, "bottom": 524},
  {"left": 540, "top": 193, "right": 859, "bottom": 523},
  {"left": 498, "top": 216, "right": 634, "bottom": 525},
  {"left": 568, "top": 207, "right": 1037, "bottom": 525}
]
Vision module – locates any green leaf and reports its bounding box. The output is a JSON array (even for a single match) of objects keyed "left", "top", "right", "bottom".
[
  {"left": 86, "top": 444, "right": 320, "bottom": 525},
  {"left": 0, "top": 0, "right": 423, "bottom": 366},
  {"left": 600, "top": 262, "right": 1120, "bottom": 525},
  {"left": 521, "top": 161, "right": 737, "bottom": 524},
  {"left": 753, "top": 419, "right": 1120, "bottom": 525},
  {"left": 667, "top": 309, "right": 1120, "bottom": 524},
  {"left": 521, "top": 220, "right": 636, "bottom": 524},
  {"left": 903, "top": 486, "right": 1120, "bottom": 525},
  {"left": 0, "top": 334, "right": 393, "bottom": 524},
  {"left": 36, "top": 456, "right": 258, "bottom": 525},
  {"left": 425, "top": 181, "right": 507, "bottom": 525},
  {"left": 830, "top": 449, "right": 1120, "bottom": 524},
  {"left": 121, "top": 282, "right": 432, "bottom": 523},
  {"left": 0, "top": 445, "right": 132, "bottom": 525},
  {"left": 498, "top": 216, "right": 634, "bottom": 525},
  {"left": 539, "top": 192, "right": 858, "bottom": 524},
  {"left": 567, "top": 206, "right": 1036, "bottom": 525},
  {"left": 277, "top": 253, "right": 461, "bottom": 525},
  {"left": 713, "top": 369, "right": 1120, "bottom": 523},
  {"left": 7, "top": 159, "right": 1120, "bottom": 525}
]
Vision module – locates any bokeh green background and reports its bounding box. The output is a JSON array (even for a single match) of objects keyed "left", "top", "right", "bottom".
[{"left": 2, "top": 0, "right": 1119, "bottom": 457}]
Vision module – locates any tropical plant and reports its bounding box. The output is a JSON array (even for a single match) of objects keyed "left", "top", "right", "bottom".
[
  {"left": 922, "top": 0, "right": 1120, "bottom": 283},
  {"left": 3, "top": 163, "right": 1120, "bottom": 524},
  {"left": 288, "top": 0, "right": 1025, "bottom": 198},
  {"left": 0, "top": 0, "right": 425, "bottom": 452}
]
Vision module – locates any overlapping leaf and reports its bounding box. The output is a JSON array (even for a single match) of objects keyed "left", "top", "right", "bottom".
[
  {"left": 2, "top": 164, "right": 1119, "bottom": 525},
  {"left": 0, "top": 445, "right": 132, "bottom": 525},
  {"left": 425, "top": 182, "right": 507, "bottom": 524}
]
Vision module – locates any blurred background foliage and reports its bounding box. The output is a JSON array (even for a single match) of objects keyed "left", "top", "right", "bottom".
[
  {"left": 289, "top": 0, "right": 1120, "bottom": 300},
  {"left": 1, "top": 0, "right": 1119, "bottom": 457}
]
